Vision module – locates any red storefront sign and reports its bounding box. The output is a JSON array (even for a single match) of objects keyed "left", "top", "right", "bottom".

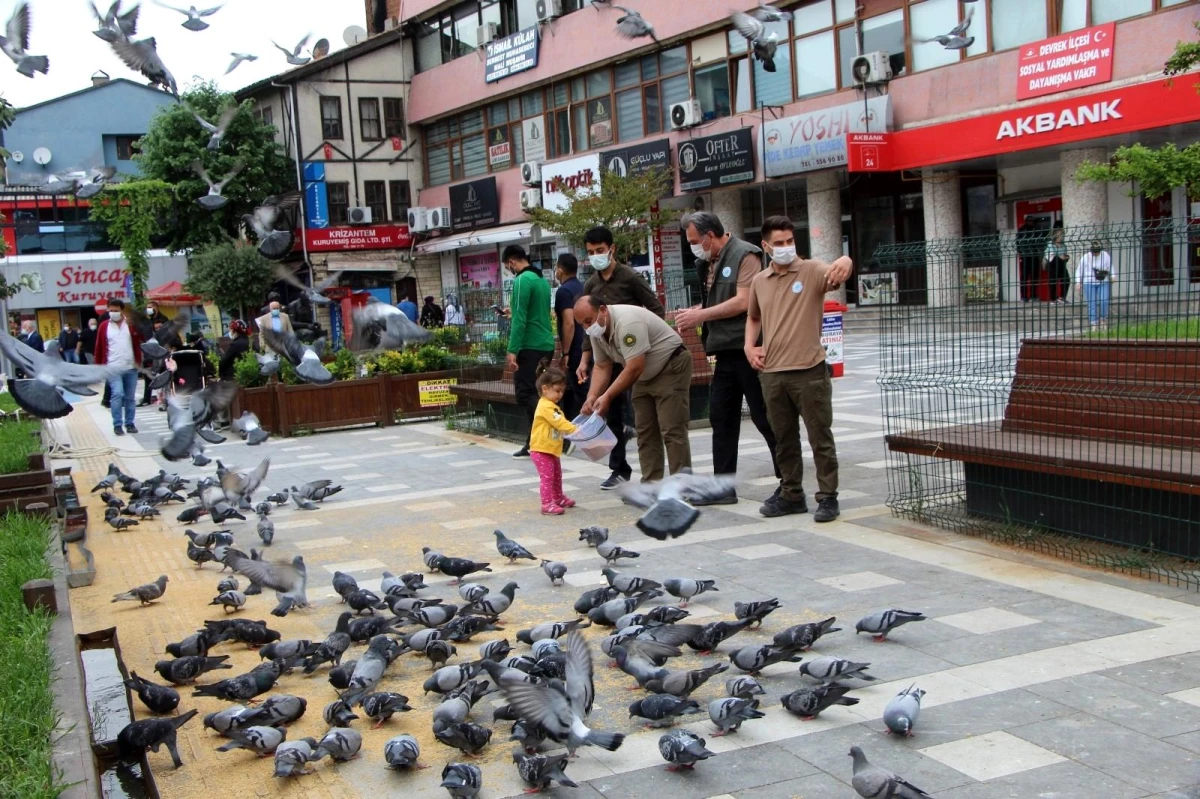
[
  {"left": 847, "top": 133, "right": 892, "bottom": 173},
  {"left": 1017, "top": 23, "right": 1115, "bottom": 101},
  {"left": 301, "top": 224, "right": 414, "bottom": 252},
  {"left": 650, "top": 201, "right": 666, "bottom": 306},
  {"left": 887, "top": 78, "right": 1200, "bottom": 172},
  {"left": 55, "top": 264, "right": 126, "bottom": 306}
]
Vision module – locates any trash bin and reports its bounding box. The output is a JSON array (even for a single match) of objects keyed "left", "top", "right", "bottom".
[
  {"left": 822, "top": 301, "right": 847, "bottom": 378},
  {"left": 567, "top": 413, "right": 617, "bottom": 462}
]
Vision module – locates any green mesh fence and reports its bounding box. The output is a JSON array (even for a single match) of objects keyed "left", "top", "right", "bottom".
[{"left": 876, "top": 218, "right": 1200, "bottom": 587}]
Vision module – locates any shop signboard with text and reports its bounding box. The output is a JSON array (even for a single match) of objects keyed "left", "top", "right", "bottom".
[
  {"left": 0, "top": 252, "right": 186, "bottom": 310},
  {"left": 1017, "top": 23, "right": 1115, "bottom": 101},
  {"left": 677, "top": 128, "right": 755, "bottom": 192},
  {"left": 763, "top": 96, "right": 892, "bottom": 177},
  {"left": 602, "top": 138, "right": 671, "bottom": 181},
  {"left": 540, "top": 153, "right": 601, "bottom": 213},
  {"left": 303, "top": 224, "right": 414, "bottom": 252},
  {"left": 484, "top": 27, "right": 538, "bottom": 83},
  {"left": 459, "top": 251, "right": 500, "bottom": 289},
  {"left": 522, "top": 116, "right": 547, "bottom": 163},
  {"left": 449, "top": 177, "right": 500, "bottom": 231}
]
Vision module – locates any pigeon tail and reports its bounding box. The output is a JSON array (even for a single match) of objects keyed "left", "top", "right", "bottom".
[
  {"left": 585, "top": 730, "right": 624, "bottom": 751},
  {"left": 7, "top": 379, "right": 72, "bottom": 419}
]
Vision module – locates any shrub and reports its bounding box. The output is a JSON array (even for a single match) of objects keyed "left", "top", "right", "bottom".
[
  {"left": 416, "top": 344, "right": 451, "bottom": 372},
  {"left": 233, "top": 350, "right": 266, "bottom": 388},
  {"left": 430, "top": 326, "right": 462, "bottom": 348},
  {"left": 328, "top": 347, "right": 360, "bottom": 381}
]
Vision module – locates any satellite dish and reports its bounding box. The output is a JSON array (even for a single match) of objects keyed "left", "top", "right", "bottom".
[
  {"left": 312, "top": 38, "right": 330, "bottom": 58},
  {"left": 343, "top": 25, "right": 368, "bottom": 47},
  {"left": 32, "top": 147, "right": 52, "bottom": 166},
  {"left": 9, "top": 151, "right": 23, "bottom": 163}
]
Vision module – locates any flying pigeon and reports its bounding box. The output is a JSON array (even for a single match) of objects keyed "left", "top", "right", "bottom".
[
  {"left": 225, "top": 52, "right": 257, "bottom": 74},
  {"left": 262, "top": 328, "right": 332, "bottom": 385},
  {"left": 112, "top": 575, "right": 168, "bottom": 605},
  {"left": 618, "top": 472, "right": 738, "bottom": 539},
  {"left": 0, "top": 2, "right": 48, "bottom": 78},
  {"left": 274, "top": 265, "right": 342, "bottom": 305},
  {"left": 153, "top": 2, "right": 223, "bottom": 32},
  {"left": 191, "top": 104, "right": 237, "bottom": 150},
  {"left": 883, "top": 684, "right": 925, "bottom": 736},
  {"left": 913, "top": 5, "right": 974, "bottom": 49},
  {"left": 90, "top": 0, "right": 139, "bottom": 42},
  {"left": 116, "top": 710, "right": 198, "bottom": 768},
  {"left": 349, "top": 296, "right": 433, "bottom": 350},
  {"left": 192, "top": 159, "right": 244, "bottom": 210},
  {"left": 243, "top": 201, "right": 295, "bottom": 259},
  {"left": 731, "top": 11, "right": 778, "bottom": 72},
  {"left": 613, "top": 5, "right": 657, "bottom": 43},
  {"left": 74, "top": 166, "right": 118, "bottom": 199},
  {"left": 224, "top": 554, "right": 308, "bottom": 617},
  {"left": 750, "top": 3, "right": 792, "bottom": 22},
  {"left": 1, "top": 330, "right": 124, "bottom": 418},
  {"left": 850, "top": 746, "right": 935, "bottom": 798},
  {"left": 272, "top": 33, "right": 312, "bottom": 66},
  {"left": 232, "top": 410, "right": 269, "bottom": 444},
  {"left": 109, "top": 35, "right": 178, "bottom": 98}
]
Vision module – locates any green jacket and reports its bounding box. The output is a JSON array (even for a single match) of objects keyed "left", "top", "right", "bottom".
[{"left": 507, "top": 267, "right": 555, "bottom": 354}]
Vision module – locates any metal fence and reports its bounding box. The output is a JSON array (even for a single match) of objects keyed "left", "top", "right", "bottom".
[{"left": 876, "top": 218, "right": 1200, "bottom": 586}]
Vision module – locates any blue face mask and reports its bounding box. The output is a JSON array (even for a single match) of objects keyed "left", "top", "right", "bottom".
[{"left": 271, "top": 309, "right": 280, "bottom": 318}]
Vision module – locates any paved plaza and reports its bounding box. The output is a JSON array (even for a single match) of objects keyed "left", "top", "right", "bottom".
[{"left": 57, "top": 335, "right": 1200, "bottom": 798}]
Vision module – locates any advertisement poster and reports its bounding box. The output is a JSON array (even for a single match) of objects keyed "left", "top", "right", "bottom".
[
  {"left": 588, "top": 97, "right": 613, "bottom": 148},
  {"left": 488, "top": 127, "right": 511, "bottom": 169},
  {"left": 202, "top": 303, "right": 223, "bottom": 334},
  {"left": 857, "top": 273, "right": 897, "bottom": 306},
  {"left": 964, "top": 266, "right": 1000, "bottom": 303},
  {"left": 419, "top": 378, "right": 459, "bottom": 408},
  {"left": 459, "top": 251, "right": 500, "bottom": 289},
  {"left": 1017, "top": 23, "right": 1115, "bottom": 100},
  {"left": 449, "top": 177, "right": 500, "bottom": 231},
  {"left": 522, "top": 116, "right": 547, "bottom": 163}
]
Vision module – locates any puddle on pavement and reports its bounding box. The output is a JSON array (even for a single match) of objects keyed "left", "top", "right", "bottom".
[
  {"left": 99, "top": 760, "right": 151, "bottom": 799},
  {"left": 81, "top": 648, "right": 130, "bottom": 745}
]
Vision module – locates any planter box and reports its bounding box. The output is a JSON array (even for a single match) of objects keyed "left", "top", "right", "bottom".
[
  {"left": 231, "top": 384, "right": 278, "bottom": 433},
  {"left": 386, "top": 366, "right": 504, "bottom": 421},
  {"left": 276, "top": 376, "right": 389, "bottom": 435},
  {"left": 0, "top": 451, "right": 55, "bottom": 515}
]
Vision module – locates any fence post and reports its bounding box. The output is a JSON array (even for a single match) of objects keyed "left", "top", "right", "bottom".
[
  {"left": 275, "top": 382, "right": 290, "bottom": 438},
  {"left": 378, "top": 376, "right": 392, "bottom": 428}
]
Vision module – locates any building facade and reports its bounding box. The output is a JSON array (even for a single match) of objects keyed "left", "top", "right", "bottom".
[{"left": 371, "top": 0, "right": 1199, "bottom": 309}]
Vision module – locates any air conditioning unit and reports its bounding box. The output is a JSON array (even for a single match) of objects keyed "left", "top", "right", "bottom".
[
  {"left": 407, "top": 207, "right": 428, "bottom": 233},
  {"left": 520, "top": 160, "right": 542, "bottom": 187},
  {"left": 348, "top": 206, "right": 373, "bottom": 225},
  {"left": 536, "top": 0, "right": 563, "bottom": 22},
  {"left": 851, "top": 51, "right": 892, "bottom": 86},
  {"left": 669, "top": 99, "right": 702, "bottom": 130},
  {"left": 476, "top": 22, "right": 499, "bottom": 47},
  {"left": 519, "top": 188, "right": 541, "bottom": 210},
  {"left": 427, "top": 206, "right": 452, "bottom": 229}
]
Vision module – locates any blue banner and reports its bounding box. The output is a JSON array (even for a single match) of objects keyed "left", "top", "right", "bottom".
[
  {"left": 305, "top": 181, "right": 329, "bottom": 229},
  {"left": 302, "top": 161, "right": 326, "bottom": 182}
]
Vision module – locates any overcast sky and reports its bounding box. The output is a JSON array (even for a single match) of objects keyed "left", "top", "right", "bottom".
[{"left": 2, "top": 0, "right": 371, "bottom": 109}]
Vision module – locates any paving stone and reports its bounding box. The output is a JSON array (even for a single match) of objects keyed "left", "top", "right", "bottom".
[
  {"left": 1024, "top": 673, "right": 1200, "bottom": 739},
  {"left": 918, "top": 730, "right": 1066, "bottom": 781},
  {"left": 934, "top": 760, "right": 1145, "bottom": 799},
  {"left": 1101, "top": 652, "right": 1200, "bottom": 695},
  {"left": 589, "top": 743, "right": 816, "bottom": 799}
]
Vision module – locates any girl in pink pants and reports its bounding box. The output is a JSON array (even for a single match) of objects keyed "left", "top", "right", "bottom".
[{"left": 529, "top": 367, "right": 577, "bottom": 515}]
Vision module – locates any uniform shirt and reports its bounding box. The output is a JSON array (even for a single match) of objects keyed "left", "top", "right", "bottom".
[
  {"left": 589, "top": 304, "right": 682, "bottom": 382},
  {"left": 748, "top": 258, "right": 831, "bottom": 373},
  {"left": 581, "top": 262, "right": 663, "bottom": 353},
  {"left": 105, "top": 319, "right": 136, "bottom": 370},
  {"left": 530, "top": 397, "right": 577, "bottom": 455}
]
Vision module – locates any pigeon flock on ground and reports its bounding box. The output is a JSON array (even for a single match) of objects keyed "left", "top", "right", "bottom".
[{"left": 103, "top": 449, "right": 936, "bottom": 796}]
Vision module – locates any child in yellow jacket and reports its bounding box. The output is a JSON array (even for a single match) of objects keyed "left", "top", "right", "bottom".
[{"left": 530, "top": 367, "right": 577, "bottom": 515}]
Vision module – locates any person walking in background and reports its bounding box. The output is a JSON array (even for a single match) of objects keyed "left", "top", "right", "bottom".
[
  {"left": 420, "top": 296, "right": 445, "bottom": 328},
  {"left": 503, "top": 244, "right": 556, "bottom": 459},
  {"left": 1043, "top": 226, "right": 1071, "bottom": 304},
  {"left": 577, "top": 225, "right": 665, "bottom": 490},
  {"left": 1076, "top": 239, "right": 1114, "bottom": 330},
  {"left": 94, "top": 298, "right": 143, "bottom": 436},
  {"left": 529, "top": 367, "right": 579, "bottom": 515},
  {"left": 58, "top": 323, "right": 80, "bottom": 363},
  {"left": 79, "top": 318, "right": 98, "bottom": 364},
  {"left": 255, "top": 300, "right": 293, "bottom": 351},
  {"left": 675, "top": 211, "right": 780, "bottom": 506},
  {"left": 18, "top": 320, "right": 44, "bottom": 352},
  {"left": 554, "top": 253, "right": 587, "bottom": 421},
  {"left": 746, "top": 216, "right": 852, "bottom": 522},
  {"left": 398, "top": 295, "right": 419, "bottom": 322},
  {"left": 444, "top": 294, "right": 465, "bottom": 327}
]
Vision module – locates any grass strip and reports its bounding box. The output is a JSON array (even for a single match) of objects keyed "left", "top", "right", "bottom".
[{"left": 0, "top": 392, "right": 42, "bottom": 476}]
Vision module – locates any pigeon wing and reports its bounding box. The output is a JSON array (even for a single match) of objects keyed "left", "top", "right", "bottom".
[
  {"left": 731, "top": 11, "right": 765, "bottom": 41},
  {"left": 564, "top": 630, "right": 595, "bottom": 717},
  {"left": 116, "top": 3, "right": 139, "bottom": 36},
  {"left": 7, "top": 2, "right": 30, "bottom": 52},
  {"left": 501, "top": 682, "right": 575, "bottom": 738},
  {"left": 261, "top": 328, "right": 305, "bottom": 365},
  {"left": 615, "top": 481, "right": 658, "bottom": 509},
  {"left": 671, "top": 473, "right": 737, "bottom": 503},
  {"left": 0, "top": 330, "right": 45, "bottom": 375},
  {"left": 227, "top": 556, "right": 301, "bottom": 594}
]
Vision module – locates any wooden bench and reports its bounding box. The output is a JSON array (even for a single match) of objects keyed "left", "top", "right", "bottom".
[{"left": 886, "top": 339, "right": 1200, "bottom": 557}]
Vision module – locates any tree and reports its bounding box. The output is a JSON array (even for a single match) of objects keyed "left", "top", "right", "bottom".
[
  {"left": 185, "top": 240, "right": 275, "bottom": 318},
  {"left": 524, "top": 167, "right": 682, "bottom": 261},
  {"left": 136, "top": 81, "right": 295, "bottom": 253},
  {"left": 88, "top": 181, "right": 174, "bottom": 304},
  {"left": 1078, "top": 24, "right": 1200, "bottom": 200},
  {"left": 0, "top": 94, "right": 14, "bottom": 161}
]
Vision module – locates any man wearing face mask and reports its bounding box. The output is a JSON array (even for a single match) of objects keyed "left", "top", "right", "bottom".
[
  {"left": 578, "top": 225, "right": 664, "bottom": 489},
  {"left": 79, "top": 317, "right": 98, "bottom": 364},
  {"left": 675, "top": 211, "right": 781, "bottom": 506},
  {"left": 94, "top": 298, "right": 144, "bottom": 436},
  {"left": 746, "top": 216, "right": 853, "bottom": 521},
  {"left": 575, "top": 295, "right": 691, "bottom": 481},
  {"left": 255, "top": 300, "right": 294, "bottom": 351},
  {"left": 503, "top": 244, "right": 556, "bottom": 458}
]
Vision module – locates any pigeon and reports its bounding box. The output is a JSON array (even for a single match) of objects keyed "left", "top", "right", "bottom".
[
  {"left": 850, "top": 746, "right": 935, "bottom": 798},
  {"left": 360, "top": 691, "right": 411, "bottom": 728},
  {"left": 332, "top": 571, "right": 359, "bottom": 601},
  {"left": 688, "top": 618, "right": 754, "bottom": 654},
  {"left": 154, "top": 1, "right": 223, "bottom": 31},
  {"left": 202, "top": 704, "right": 248, "bottom": 734},
  {"left": 596, "top": 540, "right": 640, "bottom": 563},
  {"left": 243, "top": 201, "right": 297, "bottom": 260},
  {"left": 734, "top": 598, "right": 780, "bottom": 628},
  {"left": 267, "top": 489, "right": 289, "bottom": 505},
  {"left": 187, "top": 541, "right": 216, "bottom": 568},
  {"left": 602, "top": 568, "right": 660, "bottom": 596},
  {"left": 193, "top": 665, "right": 280, "bottom": 702},
  {"left": 348, "top": 297, "right": 433, "bottom": 350},
  {"left": 107, "top": 516, "right": 139, "bottom": 531},
  {"left": 731, "top": 11, "right": 779, "bottom": 72},
  {"left": 414, "top": 603, "right": 458, "bottom": 627},
  {"left": 619, "top": 473, "right": 737, "bottom": 539},
  {"left": 422, "top": 547, "right": 444, "bottom": 572},
  {"left": 662, "top": 578, "right": 717, "bottom": 607},
  {"left": 236, "top": 694, "right": 307, "bottom": 727},
  {"left": 0, "top": 2, "right": 48, "bottom": 78},
  {"left": 192, "top": 159, "right": 244, "bottom": 210},
  {"left": 165, "top": 632, "right": 210, "bottom": 658},
  {"left": 466, "top": 581, "right": 518, "bottom": 617},
  {"left": 273, "top": 737, "right": 320, "bottom": 777},
  {"left": 644, "top": 662, "right": 729, "bottom": 698},
  {"left": 883, "top": 685, "right": 925, "bottom": 736},
  {"left": 225, "top": 554, "right": 307, "bottom": 617},
  {"left": 261, "top": 328, "right": 331, "bottom": 385},
  {"left": 514, "top": 751, "right": 578, "bottom": 792},
  {"left": 256, "top": 513, "right": 275, "bottom": 546},
  {"left": 216, "top": 724, "right": 286, "bottom": 755},
  {"left": 457, "top": 582, "right": 489, "bottom": 604},
  {"left": 440, "top": 761, "right": 482, "bottom": 799},
  {"left": 160, "top": 383, "right": 237, "bottom": 461},
  {"left": 773, "top": 617, "right": 842, "bottom": 652},
  {"left": 499, "top": 630, "right": 624, "bottom": 755},
  {"left": 913, "top": 5, "right": 974, "bottom": 49},
  {"left": 340, "top": 636, "right": 393, "bottom": 704},
  {"left": 109, "top": 35, "right": 178, "bottom": 97},
  {"left": 516, "top": 618, "right": 589, "bottom": 645},
  {"left": 346, "top": 589, "right": 386, "bottom": 615},
  {"left": 1, "top": 330, "right": 124, "bottom": 417},
  {"left": 216, "top": 576, "right": 240, "bottom": 594},
  {"left": 225, "top": 51, "right": 257, "bottom": 74},
  {"left": 856, "top": 610, "right": 926, "bottom": 641},
  {"left": 542, "top": 560, "right": 567, "bottom": 585},
  {"left": 800, "top": 656, "right": 878, "bottom": 684},
  {"left": 708, "top": 696, "right": 764, "bottom": 735},
  {"left": 434, "top": 556, "right": 492, "bottom": 585},
  {"left": 433, "top": 692, "right": 472, "bottom": 733},
  {"left": 74, "top": 166, "right": 117, "bottom": 199},
  {"left": 423, "top": 663, "right": 481, "bottom": 695},
  {"left": 659, "top": 729, "right": 714, "bottom": 771},
  {"left": 124, "top": 671, "right": 180, "bottom": 714},
  {"left": 780, "top": 683, "right": 859, "bottom": 719},
  {"left": 588, "top": 591, "right": 661, "bottom": 626},
  {"left": 90, "top": 0, "right": 139, "bottom": 43},
  {"left": 315, "top": 727, "right": 362, "bottom": 762},
  {"left": 728, "top": 644, "right": 803, "bottom": 675},
  {"left": 478, "top": 638, "right": 511, "bottom": 662},
  {"left": 112, "top": 575, "right": 168, "bottom": 605},
  {"left": 272, "top": 33, "right": 312, "bottom": 66},
  {"left": 275, "top": 266, "right": 342, "bottom": 306},
  {"left": 574, "top": 586, "right": 619, "bottom": 614},
  {"left": 384, "top": 734, "right": 424, "bottom": 769},
  {"left": 493, "top": 529, "right": 536, "bottom": 562},
  {"left": 205, "top": 618, "right": 280, "bottom": 648},
  {"left": 295, "top": 478, "right": 342, "bottom": 501},
  {"left": 578, "top": 526, "right": 608, "bottom": 547},
  {"left": 323, "top": 698, "right": 358, "bottom": 727},
  {"left": 726, "top": 675, "right": 766, "bottom": 699},
  {"left": 628, "top": 694, "right": 702, "bottom": 728},
  {"left": 348, "top": 614, "right": 402, "bottom": 642},
  {"left": 613, "top": 4, "right": 657, "bottom": 43},
  {"left": 435, "top": 721, "right": 492, "bottom": 757},
  {"left": 117, "top": 710, "right": 198, "bottom": 768},
  {"left": 191, "top": 103, "right": 237, "bottom": 151},
  {"left": 92, "top": 465, "right": 122, "bottom": 492},
  {"left": 209, "top": 590, "right": 246, "bottom": 613},
  {"left": 750, "top": 2, "right": 792, "bottom": 22}
]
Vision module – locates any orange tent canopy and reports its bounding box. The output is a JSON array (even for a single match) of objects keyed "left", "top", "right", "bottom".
[{"left": 146, "top": 280, "right": 201, "bottom": 305}]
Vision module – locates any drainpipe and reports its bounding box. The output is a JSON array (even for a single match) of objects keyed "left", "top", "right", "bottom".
[{"left": 272, "top": 80, "right": 313, "bottom": 287}]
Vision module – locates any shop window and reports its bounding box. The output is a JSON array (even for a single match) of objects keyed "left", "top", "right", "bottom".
[
  {"left": 694, "top": 63, "right": 731, "bottom": 120},
  {"left": 320, "top": 97, "right": 343, "bottom": 140},
  {"left": 990, "top": 0, "right": 1046, "bottom": 51},
  {"left": 383, "top": 99, "right": 404, "bottom": 138},
  {"left": 795, "top": 31, "right": 836, "bottom": 97},
  {"left": 359, "top": 98, "right": 382, "bottom": 140},
  {"left": 840, "top": 10, "right": 906, "bottom": 87},
  {"left": 910, "top": 0, "right": 960, "bottom": 72},
  {"left": 328, "top": 182, "right": 350, "bottom": 225},
  {"left": 389, "top": 180, "right": 411, "bottom": 222},
  {"left": 114, "top": 135, "right": 141, "bottom": 160},
  {"left": 364, "top": 181, "right": 387, "bottom": 221}
]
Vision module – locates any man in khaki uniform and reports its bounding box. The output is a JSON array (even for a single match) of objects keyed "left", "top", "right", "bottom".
[
  {"left": 746, "top": 215, "right": 853, "bottom": 522},
  {"left": 575, "top": 297, "right": 692, "bottom": 482}
]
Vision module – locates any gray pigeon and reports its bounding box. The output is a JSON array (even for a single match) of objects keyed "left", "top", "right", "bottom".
[
  {"left": 883, "top": 685, "right": 925, "bottom": 736},
  {"left": 109, "top": 35, "right": 178, "bottom": 97},
  {"left": 514, "top": 751, "right": 578, "bottom": 792},
  {"left": 256, "top": 513, "right": 275, "bottom": 546},
  {"left": 613, "top": 4, "right": 658, "bottom": 43},
  {"left": 912, "top": 5, "right": 975, "bottom": 49},
  {"left": 457, "top": 583, "right": 488, "bottom": 604},
  {"left": 628, "top": 694, "right": 702, "bottom": 728},
  {"left": 856, "top": 609, "right": 926, "bottom": 641},
  {"left": 0, "top": 2, "right": 48, "bottom": 78},
  {"left": 216, "top": 724, "right": 286, "bottom": 755},
  {"left": 619, "top": 472, "right": 737, "bottom": 539},
  {"left": 190, "top": 104, "right": 237, "bottom": 150},
  {"left": 731, "top": 11, "right": 779, "bottom": 72},
  {"left": 90, "top": 0, "right": 139, "bottom": 42},
  {"left": 596, "top": 539, "right": 640, "bottom": 563},
  {"left": 315, "top": 727, "right": 362, "bottom": 762},
  {"left": 434, "top": 722, "right": 491, "bottom": 757},
  {"left": 216, "top": 576, "right": 239, "bottom": 594},
  {"left": 728, "top": 644, "right": 803, "bottom": 674},
  {"left": 725, "top": 675, "right": 766, "bottom": 699},
  {"left": 360, "top": 691, "right": 411, "bottom": 728},
  {"left": 2, "top": 329, "right": 124, "bottom": 417},
  {"left": 478, "top": 638, "right": 511, "bottom": 662},
  {"left": 202, "top": 703, "right": 248, "bottom": 734},
  {"left": 432, "top": 692, "right": 471, "bottom": 733},
  {"left": 542, "top": 560, "right": 567, "bottom": 585},
  {"left": 774, "top": 617, "right": 842, "bottom": 651},
  {"left": 750, "top": 2, "right": 793, "bottom": 22},
  {"left": 192, "top": 159, "right": 244, "bottom": 211},
  {"left": 644, "top": 662, "right": 729, "bottom": 698},
  {"left": 340, "top": 636, "right": 392, "bottom": 704},
  {"left": 304, "top": 613, "right": 351, "bottom": 673},
  {"left": 349, "top": 297, "right": 433, "bottom": 350},
  {"left": 516, "top": 619, "right": 588, "bottom": 645},
  {"left": 225, "top": 554, "right": 307, "bottom": 617},
  {"left": 225, "top": 51, "right": 257, "bottom": 74},
  {"left": 244, "top": 204, "right": 299, "bottom": 263},
  {"left": 781, "top": 684, "right": 859, "bottom": 719},
  {"left": 423, "top": 662, "right": 480, "bottom": 695},
  {"left": 154, "top": 1, "right": 223, "bottom": 32},
  {"left": 154, "top": 655, "right": 231, "bottom": 685},
  {"left": 658, "top": 729, "right": 714, "bottom": 771},
  {"left": 662, "top": 577, "right": 717, "bottom": 607},
  {"left": 117, "top": 710, "right": 198, "bottom": 768},
  {"left": 850, "top": 745, "right": 935, "bottom": 798},
  {"left": 209, "top": 590, "right": 246, "bottom": 613},
  {"left": 734, "top": 598, "right": 780, "bottom": 628},
  {"left": 332, "top": 571, "right": 359, "bottom": 601},
  {"left": 272, "top": 33, "right": 312, "bottom": 66},
  {"left": 588, "top": 591, "right": 661, "bottom": 625},
  {"left": 602, "top": 567, "right": 661, "bottom": 596},
  {"left": 579, "top": 525, "right": 609, "bottom": 547},
  {"left": 383, "top": 734, "right": 423, "bottom": 769},
  {"left": 800, "top": 656, "right": 878, "bottom": 683},
  {"left": 112, "top": 575, "right": 168, "bottom": 605},
  {"left": 708, "top": 696, "right": 764, "bottom": 735},
  {"left": 323, "top": 699, "right": 358, "bottom": 727},
  {"left": 440, "top": 761, "right": 482, "bottom": 798},
  {"left": 236, "top": 694, "right": 307, "bottom": 727},
  {"left": 422, "top": 546, "right": 443, "bottom": 572},
  {"left": 273, "top": 737, "right": 319, "bottom": 777},
  {"left": 494, "top": 529, "right": 536, "bottom": 562},
  {"left": 467, "top": 581, "right": 519, "bottom": 617}
]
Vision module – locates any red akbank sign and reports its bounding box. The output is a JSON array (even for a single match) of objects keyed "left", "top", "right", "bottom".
[{"left": 1017, "top": 23, "right": 1115, "bottom": 100}]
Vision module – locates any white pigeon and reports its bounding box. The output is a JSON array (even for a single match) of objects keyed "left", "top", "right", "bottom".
[
  {"left": 153, "top": 1, "right": 223, "bottom": 32},
  {"left": 225, "top": 52, "right": 257, "bottom": 74},
  {"left": 0, "top": 2, "right": 49, "bottom": 78}
]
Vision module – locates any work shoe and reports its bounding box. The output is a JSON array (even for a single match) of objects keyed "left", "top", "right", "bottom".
[
  {"left": 125, "top": 424, "right": 139, "bottom": 434},
  {"left": 512, "top": 445, "right": 530, "bottom": 458},
  {"left": 760, "top": 494, "right": 807, "bottom": 517},
  {"left": 624, "top": 425, "right": 637, "bottom": 440},
  {"left": 600, "top": 471, "right": 629, "bottom": 490},
  {"left": 113, "top": 426, "right": 124, "bottom": 436},
  {"left": 687, "top": 489, "right": 738, "bottom": 506},
  {"left": 813, "top": 497, "right": 840, "bottom": 523}
]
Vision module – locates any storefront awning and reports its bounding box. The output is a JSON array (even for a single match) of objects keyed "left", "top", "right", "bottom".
[
  {"left": 146, "top": 280, "right": 201, "bottom": 305},
  {"left": 415, "top": 222, "right": 535, "bottom": 254}
]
